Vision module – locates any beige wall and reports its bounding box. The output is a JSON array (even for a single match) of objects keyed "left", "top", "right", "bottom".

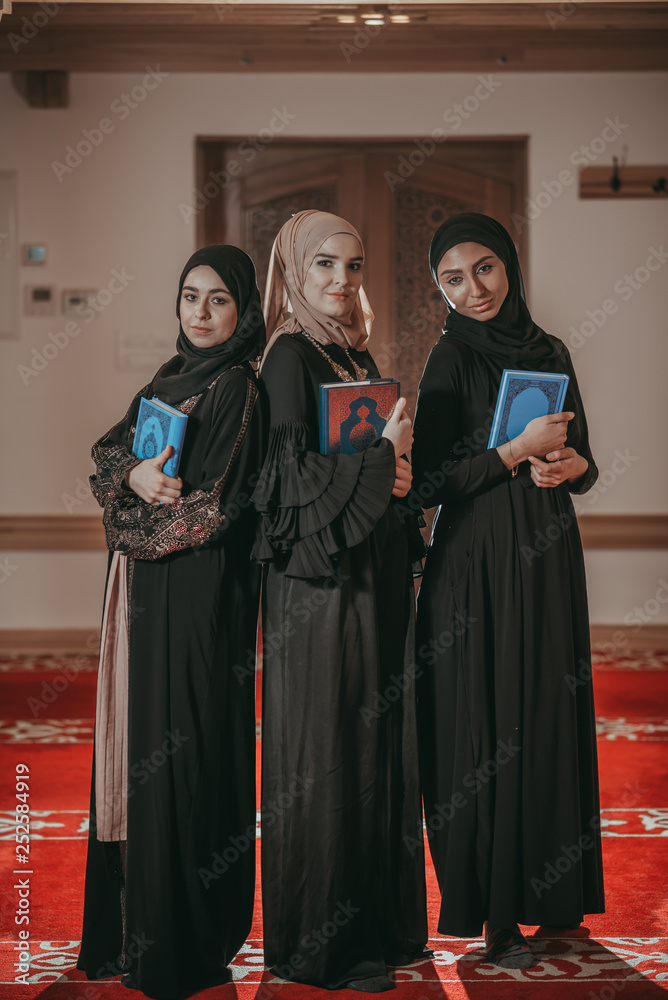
[{"left": 0, "top": 71, "right": 666, "bottom": 627}]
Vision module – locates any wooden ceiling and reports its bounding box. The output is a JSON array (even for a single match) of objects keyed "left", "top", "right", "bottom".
[{"left": 1, "top": 2, "right": 667, "bottom": 72}]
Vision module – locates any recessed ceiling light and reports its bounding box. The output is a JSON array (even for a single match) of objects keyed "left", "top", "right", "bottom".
[
  {"left": 390, "top": 14, "right": 411, "bottom": 22},
  {"left": 337, "top": 15, "right": 357, "bottom": 23},
  {"left": 363, "top": 16, "right": 385, "bottom": 25}
]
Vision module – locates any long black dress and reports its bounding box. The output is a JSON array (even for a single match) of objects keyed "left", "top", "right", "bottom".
[
  {"left": 77, "top": 363, "right": 261, "bottom": 999},
  {"left": 252, "top": 332, "right": 428, "bottom": 989},
  {"left": 412, "top": 334, "right": 605, "bottom": 936}
]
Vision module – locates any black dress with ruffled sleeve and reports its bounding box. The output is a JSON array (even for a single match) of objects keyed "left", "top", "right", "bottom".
[{"left": 252, "top": 332, "right": 428, "bottom": 989}]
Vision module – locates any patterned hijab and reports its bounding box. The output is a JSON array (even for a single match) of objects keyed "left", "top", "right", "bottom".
[
  {"left": 150, "top": 244, "right": 265, "bottom": 405},
  {"left": 262, "top": 210, "right": 374, "bottom": 363},
  {"left": 429, "top": 212, "right": 558, "bottom": 365}
]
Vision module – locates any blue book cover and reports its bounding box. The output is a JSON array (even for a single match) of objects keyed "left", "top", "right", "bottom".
[
  {"left": 133, "top": 396, "right": 188, "bottom": 478},
  {"left": 488, "top": 370, "right": 569, "bottom": 448},
  {"left": 319, "top": 378, "right": 399, "bottom": 455}
]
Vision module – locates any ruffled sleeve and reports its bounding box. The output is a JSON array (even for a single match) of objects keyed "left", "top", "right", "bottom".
[{"left": 251, "top": 337, "right": 396, "bottom": 579}]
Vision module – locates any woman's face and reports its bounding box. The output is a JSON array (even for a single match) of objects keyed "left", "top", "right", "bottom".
[
  {"left": 436, "top": 241, "right": 509, "bottom": 321},
  {"left": 179, "top": 265, "right": 238, "bottom": 348},
  {"left": 303, "top": 233, "right": 364, "bottom": 322}
]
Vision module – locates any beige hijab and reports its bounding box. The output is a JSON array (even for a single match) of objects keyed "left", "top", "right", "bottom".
[{"left": 262, "top": 209, "right": 374, "bottom": 365}]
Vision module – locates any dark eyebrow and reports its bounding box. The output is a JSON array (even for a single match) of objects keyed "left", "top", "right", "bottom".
[
  {"left": 182, "top": 285, "right": 229, "bottom": 294},
  {"left": 314, "top": 253, "right": 364, "bottom": 262},
  {"left": 439, "top": 255, "right": 494, "bottom": 275}
]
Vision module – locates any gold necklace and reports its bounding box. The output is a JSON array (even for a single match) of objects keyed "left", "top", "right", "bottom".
[{"left": 301, "top": 331, "right": 368, "bottom": 382}]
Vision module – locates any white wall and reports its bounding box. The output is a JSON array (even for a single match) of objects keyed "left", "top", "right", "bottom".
[{"left": 0, "top": 71, "right": 666, "bottom": 627}]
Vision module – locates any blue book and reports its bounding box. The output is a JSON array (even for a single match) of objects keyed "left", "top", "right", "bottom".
[
  {"left": 319, "top": 379, "right": 399, "bottom": 455},
  {"left": 488, "top": 370, "right": 569, "bottom": 448},
  {"left": 133, "top": 396, "right": 188, "bottom": 478}
]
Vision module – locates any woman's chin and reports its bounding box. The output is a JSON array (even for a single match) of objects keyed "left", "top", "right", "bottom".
[{"left": 321, "top": 304, "right": 356, "bottom": 323}]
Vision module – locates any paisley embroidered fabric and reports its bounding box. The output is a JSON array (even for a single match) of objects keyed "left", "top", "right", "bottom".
[{"left": 90, "top": 372, "right": 257, "bottom": 561}]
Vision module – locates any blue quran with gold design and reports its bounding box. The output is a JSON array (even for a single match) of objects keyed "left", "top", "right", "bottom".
[
  {"left": 488, "top": 370, "right": 569, "bottom": 448},
  {"left": 133, "top": 397, "right": 188, "bottom": 477}
]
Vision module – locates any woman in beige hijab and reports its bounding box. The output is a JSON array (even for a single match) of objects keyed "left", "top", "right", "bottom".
[{"left": 252, "top": 210, "right": 429, "bottom": 992}]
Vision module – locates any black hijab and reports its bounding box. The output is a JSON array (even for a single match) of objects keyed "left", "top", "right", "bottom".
[
  {"left": 150, "top": 244, "right": 265, "bottom": 405},
  {"left": 429, "top": 212, "right": 558, "bottom": 365}
]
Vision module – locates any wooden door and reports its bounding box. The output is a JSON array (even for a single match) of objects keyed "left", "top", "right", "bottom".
[
  {"left": 198, "top": 139, "right": 524, "bottom": 411},
  {"left": 364, "top": 156, "right": 513, "bottom": 409}
]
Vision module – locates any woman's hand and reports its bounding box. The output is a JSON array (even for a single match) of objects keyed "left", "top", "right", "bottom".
[
  {"left": 497, "top": 412, "right": 574, "bottom": 471},
  {"left": 392, "top": 457, "right": 412, "bottom": 497},
  {"left": 528, "top": 447, "right": 589, "bottom": 488},
  {"left": 382, "top": 397, "right": 413, "bottom": 458},
  {"left": 126, "top": 445, "right": 183, "bottom": 505}
]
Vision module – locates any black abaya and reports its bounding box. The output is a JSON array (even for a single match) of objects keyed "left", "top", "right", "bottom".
[
  {"left": 412, "top": 333, "right": 605, "bottom": 936},
  {"left": 252, "top": 332, "right": 428, "bottom": 989},
  {"left": 77, "top": 364, "right": 262, "bottom": 998}
]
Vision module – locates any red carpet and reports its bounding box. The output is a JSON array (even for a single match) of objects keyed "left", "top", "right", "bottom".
[{"left": 1, "top": 650, "right": 667, "bottom": 999}]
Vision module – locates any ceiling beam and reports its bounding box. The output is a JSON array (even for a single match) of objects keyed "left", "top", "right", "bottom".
[{"left": 1, "top": 2, "right": 667, "bottom": 71}]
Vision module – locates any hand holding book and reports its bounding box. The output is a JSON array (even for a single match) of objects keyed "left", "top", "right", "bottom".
[
  {"left": 318, "top": 379, "right": 413, "bottom": 497},
  {"left": 381, "top": 397, "right": 413, "bottom": 458},
  {"left": 497, "top": 412, "right": 573, "bottom": 474},
  {"left": 392, "top": 456, "right": 413, "bottom": 498},
  {"left": 527, "top": 446, "right": 590, "bottom": 488},
  {"left": 126, "top": 444, "right": 183, "bottom": 506}
]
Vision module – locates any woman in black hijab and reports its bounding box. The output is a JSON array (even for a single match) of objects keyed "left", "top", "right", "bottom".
[
  {"left": 77, "top": 246, "right": 264, "bottom": 999},
  {"left": 413, "top": 214, "right": 604, "bottom": 968}
]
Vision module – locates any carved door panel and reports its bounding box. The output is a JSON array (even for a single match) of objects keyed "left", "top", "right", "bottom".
[
  {"left": 364, "top": 156, "right": 514, "bottom": 411},
  {"left": 224, "top": 153, "right": 366, "bottom": 291},
  {"left": 206, "top": 141, "right": 519, "bottom": 410}
]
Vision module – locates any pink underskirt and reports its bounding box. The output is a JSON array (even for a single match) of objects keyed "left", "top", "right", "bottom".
[{"left": 94, "top": 550, "right": 128, "bottom": 842}]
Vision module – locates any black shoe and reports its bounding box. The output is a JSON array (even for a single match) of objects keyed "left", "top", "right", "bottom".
[
  {"left": 484, "top": 923, "right": 537, "bottom": 969},
  {"left": 347, "top": 975, "right": 395, "bottom": 992}
]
